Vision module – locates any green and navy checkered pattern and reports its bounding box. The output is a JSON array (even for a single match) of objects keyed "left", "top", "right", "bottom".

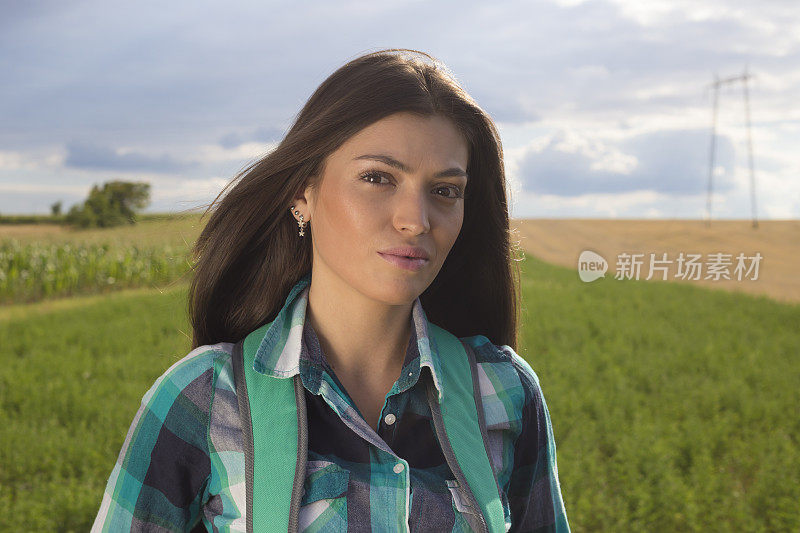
[{"left": 92, "top": 274, "right": 569, "bottom": 532}]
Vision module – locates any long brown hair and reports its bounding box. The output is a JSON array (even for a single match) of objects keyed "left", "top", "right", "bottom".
[{"left": 188, "top": 48, "right": 522, "bottom": 351}]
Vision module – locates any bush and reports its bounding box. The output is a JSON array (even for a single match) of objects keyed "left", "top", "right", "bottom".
[{"left": 66, "top": 181, "right": 150, "bottom": 229}]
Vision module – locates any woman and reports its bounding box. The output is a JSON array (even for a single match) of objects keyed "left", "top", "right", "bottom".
[{"left": 92, "top": 48, "right": 570, "bottom": 532}]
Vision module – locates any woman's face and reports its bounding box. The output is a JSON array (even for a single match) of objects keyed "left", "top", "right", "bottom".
[{"left": 300, "top": 111, "right": 469, "bottom": 305}]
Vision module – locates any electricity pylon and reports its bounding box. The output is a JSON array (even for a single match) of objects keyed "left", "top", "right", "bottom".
[{"left": 705, "top": 65, "right": 759, "bottom": 228}]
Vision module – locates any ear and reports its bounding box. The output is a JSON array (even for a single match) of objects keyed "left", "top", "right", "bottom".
[{"left": 289, "top": 178, "right": 317, "bottom": 223}]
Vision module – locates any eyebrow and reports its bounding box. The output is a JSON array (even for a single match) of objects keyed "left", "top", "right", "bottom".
[{"left": 353, "top": 154, "right": 468, "bottom": 180}]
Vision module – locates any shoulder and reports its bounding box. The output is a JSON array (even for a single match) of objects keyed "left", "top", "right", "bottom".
[
  {"left": 140, "top": 342, "right": 236, "bottom": 418},
  {"left": 93, "top": 342, "right": 239, "bottom": 530},
  {"left": 459, "top": 335, "right": 546, "bottom": 433},
  {"left": 459, "top": 334, "right": 545, "bottom": 401}
]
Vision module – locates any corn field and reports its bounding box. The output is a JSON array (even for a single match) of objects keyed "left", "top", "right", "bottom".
[{"left": 0, "top": 239, "right": 193, "bottom": 304}]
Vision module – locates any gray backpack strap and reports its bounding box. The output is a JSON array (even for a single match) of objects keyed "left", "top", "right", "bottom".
[
  {"left": 231, "top": 339, "right": 255, "bottom": 533},
  {"left": 460, "top": 339, "right": 503, "bottom": 502}
]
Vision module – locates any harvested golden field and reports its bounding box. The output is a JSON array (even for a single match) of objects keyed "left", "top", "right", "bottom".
[
  {"left": 0, "top": 213, "right": 204, "bottom": 246},
  {"left": 3, "top": 216, "right": 797, "bottom": 305},
  {"left": 511, "top": 219, "right": 800, "bottom": 304}
]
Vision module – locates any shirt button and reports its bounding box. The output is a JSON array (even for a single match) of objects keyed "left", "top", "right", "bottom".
[
  {"left": 384, "top": 413, "right": 396, "bottom": 425},
  {"left": 393, "top": 463, "right": 404, "bottom": 474}
]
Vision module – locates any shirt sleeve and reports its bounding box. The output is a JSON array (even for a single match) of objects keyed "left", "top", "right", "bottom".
[
  {"left": 502, "top": 346, "right": 570, "bottom": 533},
  {"left": 91, "top": 350, "right": 216, "bottom": 532}
]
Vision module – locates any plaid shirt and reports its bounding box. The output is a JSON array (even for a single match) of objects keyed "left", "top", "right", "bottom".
[{"left": 92, "top": 275, "right": 569, "bottom": 532}]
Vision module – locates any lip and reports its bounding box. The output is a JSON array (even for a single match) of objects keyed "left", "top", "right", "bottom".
[
  {"left": 377, "top": 246, "right": 430, "bottom": 260},
  {"left": 378, "top": 252, "right": 429, "bottom": 272}
]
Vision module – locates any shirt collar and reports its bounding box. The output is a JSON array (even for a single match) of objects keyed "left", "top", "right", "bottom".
[{"left": 249, "top": 272, "right": 444, "bottom": 401}]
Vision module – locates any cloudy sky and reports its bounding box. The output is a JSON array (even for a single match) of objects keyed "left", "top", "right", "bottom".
[{"left": 2, "top": 0, "right": 798, "bottom": 219}]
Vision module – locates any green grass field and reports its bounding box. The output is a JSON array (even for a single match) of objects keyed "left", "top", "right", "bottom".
[{"left": 0, "top": 253, "right": 798, "bottom": 531}]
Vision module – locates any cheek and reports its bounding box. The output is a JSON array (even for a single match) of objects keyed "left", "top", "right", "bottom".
[
  {"left": 441, "top": 210, "right": 464, "bottom": 256},
  {"left": 315, "top": 186, "right": 379, "bottom": 250},
  {"left": 438, "top": 204, "right": 464, "bottom": 239}
]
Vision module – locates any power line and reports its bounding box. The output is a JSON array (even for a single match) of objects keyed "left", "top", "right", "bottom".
[{"left": 704, "top": 65, "right": 759, "bottom": 228}]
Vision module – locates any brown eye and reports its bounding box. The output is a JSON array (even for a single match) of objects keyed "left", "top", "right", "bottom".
[
  {"left": 434, "top": 185, "right": 464, "bottom": 199},
  {"left": 360, "top": 169, "right": 463, "bottom": 200},
  {"left": 359, "top": 170, "right": 390, "bottom": 185}
]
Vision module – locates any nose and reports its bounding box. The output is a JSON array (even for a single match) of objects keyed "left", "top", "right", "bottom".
[{"left": 392, "top": 187, "right": 431, "bottom": 235}]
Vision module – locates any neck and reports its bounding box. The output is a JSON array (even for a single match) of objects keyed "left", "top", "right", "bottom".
[{"left": 305, "top": 267, "right": 414, "bottom": 382}]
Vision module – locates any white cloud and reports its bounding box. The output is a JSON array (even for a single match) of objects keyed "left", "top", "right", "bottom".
[
  {"left": 154, "top": 177, "right": 231, "bottom": 200},
  {"left": 1, "top": 0, "right": 798, "bottom": 218},
  {"left": 0, "top": 183, "right": 87, "bottom": 194},
  {"left": 589, "top": 149, "right": 638, "bottom": 174},
  {"left": 511, "top": 189, "right": 667, "bottom": 219},
  {"left": 192, "top": 142, "right": 277, "bottom": 166},
  {"left": 0, "top": 148, "right": 64, "bottom": 171}
]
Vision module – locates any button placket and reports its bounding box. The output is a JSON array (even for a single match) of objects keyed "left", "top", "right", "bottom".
[{"left": 387, "top": 456, "right": 411, "bottom": 531}]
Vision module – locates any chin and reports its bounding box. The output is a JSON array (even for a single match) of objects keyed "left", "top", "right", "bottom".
[{"left": 368, "top": 275, "right": 428, "bottom": 305}]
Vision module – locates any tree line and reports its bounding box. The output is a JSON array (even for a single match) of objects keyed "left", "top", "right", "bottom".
[{"left": 1, "top": 180, "right": 151, "bottom": 228}]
